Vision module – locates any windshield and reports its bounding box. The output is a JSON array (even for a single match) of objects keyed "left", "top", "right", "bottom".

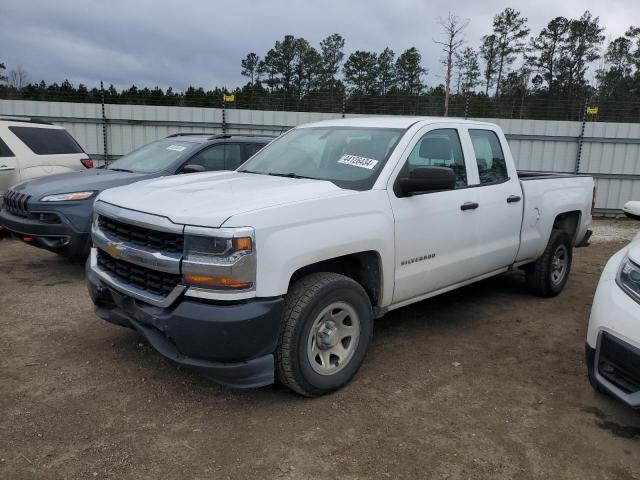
[
  {"left": 107, "top": 139, "right": 197, "bottom": 174},
  {"left": 239, "top": 127, "right": 405, "bottom": 190}
]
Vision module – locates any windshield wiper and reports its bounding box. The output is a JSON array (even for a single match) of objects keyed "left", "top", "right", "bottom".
[
  {"left": 238, "top": 170, "right": 322, "bottom": 181},
  {"left": 108, "top": 168, "right": 134, "bottom": 173},
  {"left": 267, "top": 172, "right": 320, "bottom": 180}
]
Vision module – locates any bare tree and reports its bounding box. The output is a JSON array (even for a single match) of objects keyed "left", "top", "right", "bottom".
[
  {"left": 435, "top": 13, "right": 469, "bottom": 116},
  {"left": 8, "top": 65, "right": 28, "bottom": 90}
]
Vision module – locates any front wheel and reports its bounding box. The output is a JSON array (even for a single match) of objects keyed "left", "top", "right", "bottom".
[
  {"left": 526, "top": 229, "right": 573, "bottom": 297},
  {"left": 276, "top": 272, "right": 373, "bottom": 397}
]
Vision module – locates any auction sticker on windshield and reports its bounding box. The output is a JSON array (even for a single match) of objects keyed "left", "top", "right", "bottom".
[
  {"left": 167, "top": 145, "right": 187, "bottom": 152},
  {"left": 338, "top": 154, "right": 379, "bottom": 170}
]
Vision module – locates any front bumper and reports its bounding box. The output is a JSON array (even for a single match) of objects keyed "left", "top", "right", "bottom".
[
  {"left": 86, "top": 262, "right": 284, "bottom": 389},
  {"left": 586, "top": 335, "right": 640, "bottom": 408},
  {"left": 587, "top": 274, "right": 640, "bottom": 408},
  {"left": 0, "top": 207, "right": 91, "bottom": 258}
]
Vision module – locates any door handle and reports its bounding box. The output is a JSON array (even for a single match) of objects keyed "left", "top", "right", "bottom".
[
  {"left": 460, "top": 202, "right": 479, "bottom": 211},
  {"left": 0, "top": 166, "right": 15, "bottom": 172},
  {"left": 507, "top": 195, "right": 522, "bottom": 203}
]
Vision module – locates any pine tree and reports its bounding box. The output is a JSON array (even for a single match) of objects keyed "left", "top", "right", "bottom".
[{"left": 395, "top": 47, "right": 426, "bottom": 95}]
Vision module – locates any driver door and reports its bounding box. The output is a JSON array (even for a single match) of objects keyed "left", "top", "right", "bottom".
[{"left": 388, "top": 126, "right": 481, "bottom": 304}]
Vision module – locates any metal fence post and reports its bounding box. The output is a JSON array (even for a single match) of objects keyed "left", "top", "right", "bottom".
[
  {"left": 222, "top": 98, "right": 227, "bottom": 134},
  {"left": 574, "top": 98, "right": 588, "bottom": 174},
  {"left": 100, "top": 81, "right": 109, "bottom": 165},
  {"left": 341, "top": 94, "right": 346, "bottom": 118},
  {"left": 464, "top": 94, "right": 470, "bottom": 120}
]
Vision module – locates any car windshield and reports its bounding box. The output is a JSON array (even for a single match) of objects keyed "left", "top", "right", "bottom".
[
  {"left": 107, "top": 140, "right": 197, "bottom": 174},
  {"left": 238, "top": 127, "right": 405, "bottom": 190}
]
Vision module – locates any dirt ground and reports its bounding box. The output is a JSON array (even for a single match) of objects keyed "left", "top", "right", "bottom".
[{"left": 1, "top": 219, "right": 639, "bottom": 480}]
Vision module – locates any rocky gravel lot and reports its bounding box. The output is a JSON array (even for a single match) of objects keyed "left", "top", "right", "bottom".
[{"left": 1, "top": 218, "right": 639, "bottom": 479}]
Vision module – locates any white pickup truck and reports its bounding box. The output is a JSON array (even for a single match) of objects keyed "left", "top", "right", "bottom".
[{"left": 86, "top": 117, "right": 595, "bottom": 396}]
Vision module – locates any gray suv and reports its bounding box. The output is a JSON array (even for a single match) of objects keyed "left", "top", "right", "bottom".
[{"left": 0, "top": 133, "right": 272, "bottom": 259}]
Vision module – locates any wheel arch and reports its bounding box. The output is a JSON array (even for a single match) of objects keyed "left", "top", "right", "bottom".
[
  {"left": 552, "top": 210, "right": 582, "bottom": 244},
  {"left": 287, "top": 250, "right": 384, "bottom": 310}
]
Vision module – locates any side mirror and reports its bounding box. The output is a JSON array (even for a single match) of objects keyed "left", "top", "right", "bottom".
[
  {"left": 399, "top": 166, "right": 456, "bottom": 195},
  {"left": 181, "top": 164, "right": 206, "bottom": 174},
  {"left": 623, "top": 201, "right": 640, "bottom": 220}
]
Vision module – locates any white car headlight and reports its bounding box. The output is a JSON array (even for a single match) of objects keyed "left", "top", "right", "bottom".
[
  {"left": 41, "top": 191, "right": 96, "bottom": 202},
  {"left": 181, "top": 226, "right": 256, "bottom": 291},
  {"left": 616, "top": 257, "right": 640, "bottom": 303}
]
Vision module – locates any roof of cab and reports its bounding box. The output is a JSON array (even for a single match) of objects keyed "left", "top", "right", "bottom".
[
  {"left": 0, "top": 116, "right": 65, "bottom": 129},
  {"left": 298, "top": 116, "right": 497, "bottom": 129}
]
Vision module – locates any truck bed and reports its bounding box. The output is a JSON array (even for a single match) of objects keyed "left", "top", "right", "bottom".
[
  {"left": 516, "top": 172, "right": 594, "bottom": 263},
  {"left": 517, "top": 170, "right": 592, "bottom": 181}
]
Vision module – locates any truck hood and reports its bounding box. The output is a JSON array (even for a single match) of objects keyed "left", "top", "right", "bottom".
[
  {"left": 97, "top": 171, "right": 351, "bottom": 227},
  {"left": 11, "top": 168, "right": 153, "bottom": 200}
]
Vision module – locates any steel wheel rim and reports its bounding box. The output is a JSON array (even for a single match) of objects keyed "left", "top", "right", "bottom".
[
  {"left": 307, "top": 301, "right": 361, "bottom": 376},
  {"left": 550, "top": 244, "right": 568, "bottom": 285}
]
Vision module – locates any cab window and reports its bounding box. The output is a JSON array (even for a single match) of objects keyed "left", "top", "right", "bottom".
[
  {"left": 469, "top": 129, "right": 509, "bottom": 184},
  {"left": 406, "top": 128, "right": 467, "bottom": 187},
  {"left": 188, "top": 144, "right": 242, "bottom": 171}
]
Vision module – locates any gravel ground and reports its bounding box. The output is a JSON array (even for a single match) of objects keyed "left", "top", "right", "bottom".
[{"left": 1, "top": 218, "right": 639, "bottom": 480}]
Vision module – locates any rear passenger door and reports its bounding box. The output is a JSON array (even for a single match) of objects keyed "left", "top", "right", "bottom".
[{"left": 460, "top": 127, "right": 522, "bottom": 273}]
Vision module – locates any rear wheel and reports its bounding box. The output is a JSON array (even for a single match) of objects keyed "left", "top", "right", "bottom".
[
  {"left": 276, "top": 272, "right": 373, "bottom": 397},
  {"left": 526, "top": 230, "right": 573, "bottom": 297}
]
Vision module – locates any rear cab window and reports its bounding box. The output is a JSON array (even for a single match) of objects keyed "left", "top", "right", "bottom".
[
  {"left": 468, "top": 129, "right": 509, "bottom": 185},
  {"left": 8, "top": 126, "right": 84, "bottom": 155}
]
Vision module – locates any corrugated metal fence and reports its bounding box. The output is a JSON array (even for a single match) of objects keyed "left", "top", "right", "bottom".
[{"left": 2, "top": 99, "right": 639, "bottom": 213}]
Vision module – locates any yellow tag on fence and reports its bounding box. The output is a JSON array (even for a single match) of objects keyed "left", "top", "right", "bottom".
[
  {"left": 586, "top": 106, "right": 599, "bottom": 115},
  {"left": 223, "top": 94, "right": 235, "bottom": 102}
]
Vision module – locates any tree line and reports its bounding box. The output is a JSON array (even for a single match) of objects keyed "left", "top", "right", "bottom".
[{"left": 1, "top": 9, "right": 640, "bottom": 122}]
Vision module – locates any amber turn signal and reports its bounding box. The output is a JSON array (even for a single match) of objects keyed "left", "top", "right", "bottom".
[
  {"left": 184, "top": 274, "right": 253, "bottom": 290},
  {"left": 234, "top": 237, "right": 252, "bottom": 251}
]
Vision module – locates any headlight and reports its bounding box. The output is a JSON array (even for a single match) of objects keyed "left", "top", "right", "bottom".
[
  {"left": 41, "top": 191, "right": 96, "bottom": 202},
  {"left": 616, "top": 257, "right": 640, "bottom": 303},
  {"left": 182, "top": 226, "right": 256, "bottom": 291}
]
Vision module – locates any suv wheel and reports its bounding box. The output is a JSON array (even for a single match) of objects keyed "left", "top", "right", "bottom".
[{"left": 276, "top": 272, "right": 373, "bottom": 397}]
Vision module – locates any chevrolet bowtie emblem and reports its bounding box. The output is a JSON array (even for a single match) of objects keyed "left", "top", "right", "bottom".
[{"left": 105, "top": 242, "right": 123, "bottom": 258}]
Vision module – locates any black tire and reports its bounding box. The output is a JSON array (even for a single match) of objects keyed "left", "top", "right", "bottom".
[
  {"left": 526, "top": 229, "right": 573, "bottom": 297},
  {"left": 276, "top": 272, "right": 373, "bottom": 397}
]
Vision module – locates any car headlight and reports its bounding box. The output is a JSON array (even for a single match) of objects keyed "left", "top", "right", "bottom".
[
  {"left": 41, "top": 191, "right": 96, "bottom": 202},
  {"left": 182, "top": 226, "right": 256, "bottom": 291},
  {"left": 616, "top": 257, "right": 640, "bottom": 303}
]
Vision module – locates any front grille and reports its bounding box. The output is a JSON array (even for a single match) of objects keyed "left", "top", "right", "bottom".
[
  {"left": 97, "top": 248, "right": 181, "bottom": 297},
  {"left": 98, "top": 215, "right": 183, "bottom": 253},
  {"left": 3, "top": 190, "right": 31, "bottom": 217},
  {"left": 598, "top": 332, "right": 640, "bottom": 394}
]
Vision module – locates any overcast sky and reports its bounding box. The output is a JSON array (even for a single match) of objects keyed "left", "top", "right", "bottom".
[{"left": 1, "top": 0, "right": 638, "bottom": 91}]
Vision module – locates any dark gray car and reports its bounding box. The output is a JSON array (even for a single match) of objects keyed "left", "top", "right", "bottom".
[{"left": 0, "top": 134, "right": 272, "bottom": 259}]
